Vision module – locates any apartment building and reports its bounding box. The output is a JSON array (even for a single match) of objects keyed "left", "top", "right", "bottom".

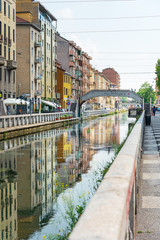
[
  {"left": 69, "top": 41, "right": 83, "bottom": 100},
  {"left": 82, "top": 52, "right": 92, "bottom": 95},
  {"left": 0, "top": 0, "right": 17, "bottom": 99},
  {"left": 56, "top": 34, "right": 69, "bottom": 73},
  {"left": 16, "top": 0, "right": 57, "bottom": 101},
  {"left": 16, "top": 16, "right": 42, "bottom": 110},
  {"left": 56, "top": 61, "right": 71, "bottom": 110},
  {"left": 102, "top": 67, "right": 121, "bottom": 89}
]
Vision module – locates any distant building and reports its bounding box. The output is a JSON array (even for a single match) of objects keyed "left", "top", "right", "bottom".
[
  {"left": 55, "top": 61, "right": 71, "bottom": 110},
  {"left": 82, "top": 52, "right": 92, "bottom": 95},
  {"left": 56, "top": 33, "right": 70, "bottom": 73},
  {"left": 102, "top": 68, "right": 120, "bottom": 89},
  {"left": 0, "top": 0, "right": 17, "bottom": 99}
]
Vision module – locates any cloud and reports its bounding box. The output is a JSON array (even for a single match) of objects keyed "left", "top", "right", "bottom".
[
  {"left": 57, "top": 8, "right": 73, "bottom": 18},
  {"left": 69, "top": 34, "right": 102, "bottom": 70}
]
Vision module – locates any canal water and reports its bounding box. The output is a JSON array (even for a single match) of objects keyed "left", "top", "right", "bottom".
[{"left": 0, "top": 113, "right": 135, "bottom": 240}]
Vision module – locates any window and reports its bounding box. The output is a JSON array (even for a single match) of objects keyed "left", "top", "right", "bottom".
[
  {"left": 8, "top": 4, "right": 10, "bottom": 18},
  {"left": 8, "top": 71, "right": 10, "bottom": 83},
  {"left": 4, "top": 24, "right": 6, "bottom": 38},
  {"left": 13, "top": 29, "right": 15, "bottom": 42},
  {"left": 31, "top": 31, "right": 33, "bottom": 40},
  {"left": 8, "top": 47, "right": 10, "bottom": 60},
  {"left": 13, "top": 71, "right": 15, "bottom": 83},
  {"left": 4, "top": 1, "right": 6, "bottom": 15},
  {"left": 0, "top": 44, "right": 2, "bottom": 55},
  {"left": 13, "top": 50, "right": 15, "bottom": 60},
  {"left": 0, "top": 21, "right": 1, "bottom": 34},
  {"left": 4, "top": 46, "right": 6, "bottom": 58},
  {"left": 8, "top": 26, "right": 10, "bottom": 40},
  {"left": 32, "top": 47, "right": 33, "bottom": 56},
  {"left": 4, "top": 69, "right": 6, "bottom": 81}
]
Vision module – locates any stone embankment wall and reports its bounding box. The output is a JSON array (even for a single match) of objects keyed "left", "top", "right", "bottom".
[{"left": 69, "top": 111, "right": 145, "bottom": 240}]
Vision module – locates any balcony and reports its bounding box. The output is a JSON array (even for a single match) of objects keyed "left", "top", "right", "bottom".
[
  {"left": 4, "top": 37, "right": 7, "bottom": 45},
  {"left": 72, "top": 85, "right": 76, "bottom": 90},
  {"left": 35, "top": 90, "right": 42, "bottom": 96},
  {"left": 34, "top": 74, "right": 42, "bottom": 81},
  {"left": 69, "top": 61, "right": 75, "bottom": 67},
  {"left": 69, "top": 49, "right": 75, "bottom": 56},
  {"left": 34, "top": 41, "right": 41, "bottom": 48},
  {"left": 7, "top": 60, "right": 17, "bottom": 70},
  {"left": 8, "top": 39, "right": 12, "bottom": 47},
  {"left": 0, "top": 56, "right": 5, "bottom": 66},
  {"left": 35, "top": 58, "right": 41, "bottom": 64},
  {"left": 0, "top": 34, "right": 3, "bottom": 43}
]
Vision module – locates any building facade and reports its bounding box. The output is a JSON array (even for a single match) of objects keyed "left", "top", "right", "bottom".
[
  {"left": 102, "top": 68, "right": 120, "bottom": 89},
  {"left": 0, "top": 0, "right": 17, "bottom": 99},
  {"left": 16, "top": 0, "right": 57, "bottom": 101},
  {"left": 56, "top": 62, "right": 71, "bottom": 110},
  {"left": 16, "top": 16, "right": 42, "bottom": 110}
]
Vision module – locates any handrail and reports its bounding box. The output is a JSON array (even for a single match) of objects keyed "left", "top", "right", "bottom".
[
  {"left": 0, "top": 112, "right": 73, "bottom": 128},
  {"left": 69, "top": 111, "right": 145, "bottom": 240}
]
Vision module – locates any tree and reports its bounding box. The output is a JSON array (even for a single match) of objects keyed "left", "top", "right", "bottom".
[
  {"left": 137, "top": 82, "right": 156, "bottom": 104},
  {"left": 155, "top": 59, "right": 160, "bottom": 94}
]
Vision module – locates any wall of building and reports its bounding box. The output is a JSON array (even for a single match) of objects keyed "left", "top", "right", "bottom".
[{"left": 0, "top": 0, "right": 17, "bottom": 99}]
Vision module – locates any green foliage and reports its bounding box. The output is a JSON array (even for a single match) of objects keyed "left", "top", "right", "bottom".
[
  {"left": 156, "top": 59, "right": 160, "bottom": 94},
  {"left": 137, "top": 82, "right": 156, "bottom": 104},
  {"left": 121, "top": 97, "right": 128, "bottom": 103}
]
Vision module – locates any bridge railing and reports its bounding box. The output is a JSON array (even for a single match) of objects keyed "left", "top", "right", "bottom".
[
  {"left": 69, "top": 111, "right": 145, "bottom": 240},
  {"left": 0, "top": 112, "right": 73, "bottom": 129}
]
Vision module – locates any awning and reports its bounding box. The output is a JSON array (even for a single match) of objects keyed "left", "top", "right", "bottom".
[
  {"left": 4, "top": 98, "right": 29, "bottom": 105},
  {"left": 41, "top": 99, "right": 57, "bottom": 108}
]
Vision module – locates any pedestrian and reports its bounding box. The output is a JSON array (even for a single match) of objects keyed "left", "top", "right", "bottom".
[{"left": 152, "top": 106, "right": 156, "bottom": 116}]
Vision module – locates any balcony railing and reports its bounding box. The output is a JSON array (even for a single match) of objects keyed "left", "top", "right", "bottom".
[
  {"left": 0, "top": 34, "right": 3, "bottom": 43},
  {"left": 34, "top": 74, "right": 42, "bottom": 81},
  {"left": 7, "top": 60, "right": 17, "bottom": 70},
  {"left": 0, "top": 56, "right": 5, "bottom": 66},
  {"left": 34, "top": 41, "right": 41, "bottom": 48},
  {"left": 69, "top": 61, "right": 75, "bottom": 67},
  {"left": 35, "top": 90, "right": 42, "bottom": 96},
  {"left": 35, "top": 58, "right": 41, "bottom": 64},
  {"left": 4, "top": 37, "right": 7, "bottom": 45}
]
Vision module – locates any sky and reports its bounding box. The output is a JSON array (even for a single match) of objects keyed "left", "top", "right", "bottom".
[{"left": 39, "top": 0, "right": 160, "bottom": 91}]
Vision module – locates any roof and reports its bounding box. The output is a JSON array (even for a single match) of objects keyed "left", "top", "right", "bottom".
[
  {"left": 16, "top": 16, "right": 29, "bottom": 23},
  {"left": 33, "top": 1, "right": 57, "bottom": 21},
  {"left": 16, "top": 16, "right": 41, "bottom": 31}
]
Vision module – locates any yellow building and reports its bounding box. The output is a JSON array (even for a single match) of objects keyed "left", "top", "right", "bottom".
[
  {"left": 0, "top": 0, "right": 17, "bottom": 99},
  {"left": 56, "top": 62, "right": 71, "bottom": 110},
  {"left": 63, "top": 72, "right": 71, "bottom": 110}
]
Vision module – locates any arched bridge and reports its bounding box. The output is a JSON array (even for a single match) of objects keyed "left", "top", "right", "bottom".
[{"left": 80, "top": 89, "right": 142, "bottom": 103}]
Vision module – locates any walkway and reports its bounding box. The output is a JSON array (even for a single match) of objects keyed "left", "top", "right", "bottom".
[{"left": 136, "top": 112, "right": 160, "bottom": 240}]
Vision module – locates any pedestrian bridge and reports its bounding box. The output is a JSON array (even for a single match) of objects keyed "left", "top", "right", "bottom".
[{"left": 80, "top": 89, "right": 143, "bottom": 103}]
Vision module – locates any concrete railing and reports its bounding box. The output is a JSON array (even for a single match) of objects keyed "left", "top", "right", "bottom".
[
  {"left": 0, "top": 112, "right": 73, "bottom": 129},
  {"left": 69, "top": 111, "right": 145, "bottom": 240}
]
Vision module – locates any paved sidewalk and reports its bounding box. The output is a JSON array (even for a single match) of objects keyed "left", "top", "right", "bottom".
[{"left": 136, "top": 113, "right": 160, "bottom": 240}]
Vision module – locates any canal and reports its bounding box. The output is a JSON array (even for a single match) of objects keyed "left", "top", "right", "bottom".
[{"left": 0, "top": 112, "right": 135, "bottom": 240}]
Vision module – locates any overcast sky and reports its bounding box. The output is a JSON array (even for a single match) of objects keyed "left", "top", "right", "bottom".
[{"left": 39, "top": 0, "right": 160, "bottom": 91}]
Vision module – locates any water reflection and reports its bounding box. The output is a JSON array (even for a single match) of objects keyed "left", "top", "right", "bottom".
[{"left": 0, "top": 113, "right": 135, "bottom": 240}]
